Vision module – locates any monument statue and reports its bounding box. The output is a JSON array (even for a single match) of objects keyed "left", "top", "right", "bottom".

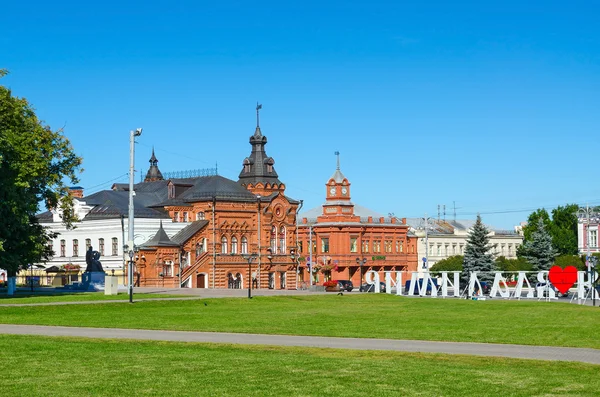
[{"left": 85, "top": 246, "right": 104, "bottom": 273}]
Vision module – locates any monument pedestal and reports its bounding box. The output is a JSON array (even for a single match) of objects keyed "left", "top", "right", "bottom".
[
  {"left": 81, "top": 272, "right": 106, "bottom": 291},
  {"left": 104, "top": 275, "right": 119, "bottom": 295}
]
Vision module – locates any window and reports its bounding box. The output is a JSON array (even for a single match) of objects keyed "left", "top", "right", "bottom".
[
  {"left": 196, "top": 239, "right": 205, "bottom": 257},
  {"left": 174, "top": 212, "right": 179, "bottom": 222},
  {"left": 183, "top": 212, "right": 189, "bottom": 222},
  {"left": 270, "top": 226, "right": 277, "bottom": 253},
  {"left": 85, "top": 238, "right": 91, "bottom": 251},
  {"left": 362, "top": 240, "right": 369, "bottom": 253},
  {"left": 590, "top": 229, "right": 598, "bottom": 248},
  {"left": 112, "top": 238, "right": 118, "bottom": 256},
  {"left": 373, "top": 240, "right": 381, "bottom": 253},
  {"left": 163, "top": 263, "right": 173, "bottom": 277},
  {"left": 168, "top": 184, "right": 175, "bottom": 199},
  {"left": 279, "top": 226, "right": 286, "bottom": 254},
  {"left": 384, "top": 240, "right": 392, "bottom": 253},
  {"left": 221, "top": 236, "right": 228, "bottom": 254},
  {"left": 459, "top": 244, "right": 464, "bottom": 254},
  {"left": 444, "top": 244, "right": 449, "bottom": 256},
  {"left": 298, "top": 241, "right": 303, "bottom": 254},
  {"left": 436, "top": 244, "right": 441, "bottom": 255},
  {"left": 452, "top": 244, "right": 456, "bottom": 255},
  {"left": 241, "top": 236, "right": 248, "bottom": 254},
  {"left": 350, "top": 238, "right": 358, "bottom": 253},
  {"left": 60, "top": 240, "right": 66, "bottom": 257},
  {"left": 99, "top": 238, "right": 105, "bottom": 256},
  {"left": 197, "top": 212, "right": 205, "bottom": 220},
  {"left": 231, "top": 236, "right": 238, "bottom": 254},
  {"left": 508, "top": 244, "right": 513, "bottom": 255},
  {"left": 73, "top": 239, "right": 79, "bottom": 257},
  {"left": 321, "top": 238, "right": 329, "bottom": 253},
  {"left": 311, "top": 241, "right": 316, "bottom": 254}
]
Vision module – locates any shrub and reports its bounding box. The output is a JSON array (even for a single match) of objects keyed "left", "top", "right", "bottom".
[{"left": 323, "top": 280, "right": 338, "bottom": 287}]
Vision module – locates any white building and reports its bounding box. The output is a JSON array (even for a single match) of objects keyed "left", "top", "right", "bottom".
[
  {"left": 577, "top": 207, "right": 600, "bottom": 257},
  {"left": 404, "top": 218, "right": 523, "bottom": 273}
]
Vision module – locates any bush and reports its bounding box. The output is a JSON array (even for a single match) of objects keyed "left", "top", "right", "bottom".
[
  {"left": 430, "top": 256, "right": 463, "bottom": 274},
  {"left": 555, "top": 255, "right": 585, "bottom": 271},
  {"left": 495, "top": 256, "right": 532, "bottom": 272},
  {"left": 323, "top": 280, "right": 338, "bottom": 287}
]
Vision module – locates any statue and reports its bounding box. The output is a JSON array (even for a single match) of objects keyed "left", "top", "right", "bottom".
[{"left": 85, "top": 246, "right": 104, "bottom": 273}]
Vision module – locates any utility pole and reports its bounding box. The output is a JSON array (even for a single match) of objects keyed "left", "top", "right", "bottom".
[{"left": 128, "top": 128, "right": 142, "bottom": 303}]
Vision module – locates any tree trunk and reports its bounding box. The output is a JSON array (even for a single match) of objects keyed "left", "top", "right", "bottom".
[{"left": 7, "top": 276, "right": 16, "bottom": 295}]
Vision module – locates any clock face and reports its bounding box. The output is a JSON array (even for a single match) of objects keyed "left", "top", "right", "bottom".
[
  {"left": 329, "top": 187, "right": 336, "bottom": 195},
  {"left": 341, "top": 187, "right": 347, "bottom": 195}
]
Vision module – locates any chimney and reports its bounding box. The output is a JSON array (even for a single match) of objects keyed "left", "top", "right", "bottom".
[
  {"left": 368, "top": 216, "right": 373, "bottom": 223},
  {"left": 69, "top": 186, "right": 84, "bottom": 199},
  {"left": 379, "top": 217, "right": 384, "bottom": 223},
  {"left": 401, "top": 217, "right": 407, "bottom": 224}
]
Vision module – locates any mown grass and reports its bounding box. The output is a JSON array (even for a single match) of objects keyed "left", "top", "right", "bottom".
[
  {"left": 0, "top": 335, "right": 597, "bottom": 396},
  {"left": 1, "top": 294, "right": 598, "bottom": 348},
  {"left": 0, "top": 292, "right": 193, "bottom": 304}
]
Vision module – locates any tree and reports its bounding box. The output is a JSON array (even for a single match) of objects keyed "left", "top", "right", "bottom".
[
  {"left": 430, "top": 255, "right": 463, "bottom": 274},
  {"left": 521, "top": 218, "right": 557, "bottom": 272},
  {"left": 462, "top": 214, "right": 496, "bottom": 282},
  {"left": 554, "top": 255, "right": 585, "bottom": 271},
  {"left": 519, "top": 204, "right": 578, "bottom": 257},
  {"left": 495, "top": 256, "right": 532, "bottom": 272},
  {"left": 0, "top": 70, "right": 82, "bottom": 293}
]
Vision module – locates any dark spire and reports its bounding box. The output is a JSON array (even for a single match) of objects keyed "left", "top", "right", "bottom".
[
  {"left": 144, "top": 148, "right": 164, "bottom": 182},
  {"left": 238, "top": 104, "right": 282, "bottom": 186}
]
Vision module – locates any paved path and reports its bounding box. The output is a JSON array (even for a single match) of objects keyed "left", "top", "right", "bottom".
[{"left": 1, "top": 324, "right": 599, "bottom": 365}]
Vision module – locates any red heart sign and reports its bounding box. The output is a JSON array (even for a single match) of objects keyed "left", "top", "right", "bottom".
[{"left": 548, "top": 265, "right": 578, "bottom": 294}]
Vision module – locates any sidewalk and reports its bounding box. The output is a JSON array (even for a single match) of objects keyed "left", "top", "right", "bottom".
[{"left": 0, "top": 324, "right": 598, "bottom": 365}]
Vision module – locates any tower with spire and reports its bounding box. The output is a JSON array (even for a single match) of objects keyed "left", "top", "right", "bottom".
[
  {"left": 318, "top": 151, "right": 357, "bottom": 221},
  {"left": 238, "top": 103, "right": 284, "bottom": 195},
  {"left": 144, "top": 148, "right": 164, "bottom": 182}
]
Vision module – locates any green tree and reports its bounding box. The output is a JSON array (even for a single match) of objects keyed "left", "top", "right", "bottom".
[
  {"left": 463, "top": 214, "right": 496, "bottom": 282},
  {"left": 430, "top": 255, "right": 463, "bottom": 274},
  {"left": 495, "top": 256, "right": 532, "bottom": 272},
  {"left": 549, "top": 204, "right": 578, "bottom": 255},
  {"left": 0, "top": 70, "right": 82, "bottom": 293},
  {"left": 521, "top": 219, "right": 557, "bottom": 272},
  {"left": 554, "top": 255, "right": 585, "bottom": 271}
]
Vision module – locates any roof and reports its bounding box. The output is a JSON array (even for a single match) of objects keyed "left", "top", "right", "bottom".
[
  {"left": 171, "top": 220, "right": 209, "bottom": 245},
  {"left": 81, "top": 190, "right": 170, "bottom": 220},
  {"left": 404, "top": 218, "right": 519, "bottom": 235},
  {"left": 298, "top": 204, "right": 400, "bottom": 226},
  {"left": 140, "top": 221, "right": 180, "bottom": 248},
  {"left": 238, "top": 126, "right": 282, "bottom": 185}
]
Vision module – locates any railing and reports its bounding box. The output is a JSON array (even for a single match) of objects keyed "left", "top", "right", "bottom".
[{"left": 180, "top": 251, "right": 211, "bottom": 284}]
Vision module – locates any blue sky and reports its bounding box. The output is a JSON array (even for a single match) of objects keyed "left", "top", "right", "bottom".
[{"left": 3, "top": 1, "right": 599, "bottom": 229}]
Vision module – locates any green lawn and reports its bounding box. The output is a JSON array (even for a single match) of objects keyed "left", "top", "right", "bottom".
[
  {"left": 0, "top": 292, "right": 194, "bottom": 304},
  {"left": 0, "top": 335, "right": 597, "bottom": 397},
  {"left": 1, "top": 294, "right": 598, "bottom": 348}
]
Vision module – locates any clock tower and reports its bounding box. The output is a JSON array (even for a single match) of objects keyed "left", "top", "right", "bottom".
[{"left": 319, "top": 152, "right": 357, "bottom": 221}]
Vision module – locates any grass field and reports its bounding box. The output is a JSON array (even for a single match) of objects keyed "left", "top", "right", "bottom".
[
  {"left": 0, "top": 292, "right": 194, "bottom": 304},
  {"left": 0, "top": 335, "right": 597, "bottom": 397},
  {"left": 1, "top": 294, "right": 598, "bottom": 348}
]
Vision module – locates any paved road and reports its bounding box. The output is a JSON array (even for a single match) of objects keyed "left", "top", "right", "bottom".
[{"left": 1, "top": 324, "right": 598, "bottom": 365}]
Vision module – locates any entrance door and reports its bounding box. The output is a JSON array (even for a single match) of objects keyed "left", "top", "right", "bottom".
[
  {"left": 268, "top": 272, "right": 275, "bottom": 289},
  {"left": 279, "top": 271, "right": 286, "bottom": 289},
  {"left": 196, "top": 274, "right": 206, "bottom": 288}
]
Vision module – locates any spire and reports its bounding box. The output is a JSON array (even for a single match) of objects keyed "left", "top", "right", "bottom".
[
  {"left": 140, "top": 220, "right": 179, "bottom": 247},
  {"left": 329, "top": 151, "right": 346, "bottom": 183},
  {"left": 144, "top": 148, "right": 164, "bottom": 182},
  {"left": 239, "top": 103, "right": 282, "bottom": 187}
]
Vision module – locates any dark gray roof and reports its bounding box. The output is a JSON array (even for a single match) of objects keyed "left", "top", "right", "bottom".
[
  {"left": 82, "top": 190, "right": 170, "bottom": 220},
  {"left": 37, "top": 211, "right": 53, "bottom": 222},
  {"left": 141, "top": 222, "right": 180, "bottom": 248},
  {"left": 171, "top": 220, "right": 209, "bottom": 245}
]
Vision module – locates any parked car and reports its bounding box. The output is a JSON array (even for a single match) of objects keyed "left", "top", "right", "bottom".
[
  {"left": 359, "top": 282, "right": 386, "bottom": 293},
  {"left": 405, "top": 279, "right": 439, "bottom": 295},
  {"left": 335, "top": 280, "right": 354, "bottom": 292}
]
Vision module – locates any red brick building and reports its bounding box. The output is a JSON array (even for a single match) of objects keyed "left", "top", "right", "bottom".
[
  {"left": 296, "top": 156, "right": 418, "bottom": 287},
  {"left": 134, "top": 122, "right": 302, "bottom": 289}
]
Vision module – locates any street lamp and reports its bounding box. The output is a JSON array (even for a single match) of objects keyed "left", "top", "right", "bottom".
[
  {"left": 356, "top": 257, "right": 367, "bottom": 285},
  {"left": 242, "top": 253, "right": 258, "bottom": 299},
  {"left": 128, "top": 127, "right": 142, "bottom": 304},
  {"left": 290, "top": 248, "right": 300, "bottom": 289}
]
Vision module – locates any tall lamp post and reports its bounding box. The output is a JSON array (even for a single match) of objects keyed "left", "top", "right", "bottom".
[
  {"left": 242, "top": 254, "right": 258, "bottom": 299},
  {"left": 127, "top": 127, "right": 142, "bottom": 303},
  {"left": 356, "top": 257, "right": 367, "bottom": 286}
]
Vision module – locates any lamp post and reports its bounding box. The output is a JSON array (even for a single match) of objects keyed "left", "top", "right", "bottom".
[
  {"left": 356, "top": 257, "right": 367, "bottom": 286},
  {"left": 577, "top": 205, "right": 600, "bottom": 306},
  {"left": 242, "top": 254, "right": 258, "bottom": 299},
  {"left": 290, "top": 248, "right": 300, "bottom": 290},
  {"left": 127, "top": 127, "right": 142, "bottom": 303}
]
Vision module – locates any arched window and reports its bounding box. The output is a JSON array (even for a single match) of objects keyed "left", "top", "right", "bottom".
[
  {"left": 197, "top": 212, "right": 205, "bottom": 220},
  {"left": 112, "top": 238, "right": 118, "bottom": 256},
  {"left": 270, "top": 226, "right": 277, "bottom": 252},
  {"left": 279, "top": 226, "right": 286, "bottom": 254},
  {"left": 99, "top": 238, "right": 105, "bottom": 256},
  {"left": 221, "top": 236, "right": 228, "bottom": 254},
  {"left": 196, "top": 238, "right": 205, "bottom": 257},
  {"left": 241, "top": 236, "right": 248, "bottom": 254},
  {"left": 231, "top": 236, "right": 238, "bottom": 254}
]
